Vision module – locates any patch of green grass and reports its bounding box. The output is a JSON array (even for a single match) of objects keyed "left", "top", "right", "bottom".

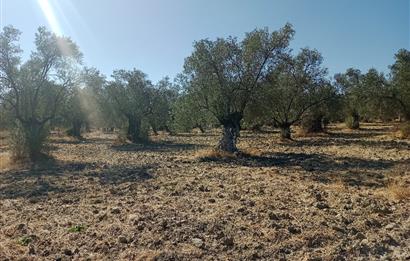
[
  {"left": 68, "top": 224, "right": 86, "bottom": 233},
  {"left": 17, "top": 235, "right": 32, "bottom": 246}
]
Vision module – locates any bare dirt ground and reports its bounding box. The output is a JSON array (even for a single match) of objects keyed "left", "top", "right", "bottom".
[{"left": 0, "top": 123, "right": 409, "bottom": 260}]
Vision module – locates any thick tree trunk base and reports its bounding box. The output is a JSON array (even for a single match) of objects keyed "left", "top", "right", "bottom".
[
  {"left": 217, "top": 113, "right": 242, "bottom": 153},
  {"left": 217, "top": 125, "right": 240, "bottom": 153},
  {"left": 279, "top": 125, "right": 292, "bottom": 140},
  {"left": 127, "top": 117, "right": 144, "bottom": 143},
  {"left": 67, "top": 120, "right": 82, "bottom": 139}
]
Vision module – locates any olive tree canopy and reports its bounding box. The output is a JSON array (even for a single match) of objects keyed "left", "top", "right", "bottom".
[
  {"left": 183, "top": 24, "right": 295, "bottom": 152},
  {"left": 0, "top": 26, "right": 82, "bottom": 160}
]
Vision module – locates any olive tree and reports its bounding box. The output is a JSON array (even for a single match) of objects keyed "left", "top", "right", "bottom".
[
  {"left": 0, "top": 26, "right": 81, "bottom": 160},
  {"left": 62, "top": 86, "right": 87, "bottom": 138},
  {"left": 183, "top": 24, "right": 295, "bottom": 152},
  {"left": 334, "top": 69, "right": 363, "bottom": 129},
  {"left": 147, "top": 77, "right": 179, "bottom": 134},
  {"left": 171, "top": 92, "right": 216, "bottom": 133},
  {"left": 258, "top": 48, "right": 333, "bottom": 139},
  {"left": 106, "top": 69, "right": 153, "bottom": 143},
  {"left": 79, "top": 67, "right": 107, "bottom": 130},
  {"left": 360, "top": 68, "right": 390, "bottom": 121},
  {"left": 388, "top": 49, "right": 410, "bottom": 121}
]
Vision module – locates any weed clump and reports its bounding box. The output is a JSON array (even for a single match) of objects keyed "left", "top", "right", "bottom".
[
  {"left": 68, "top": 224, "right": 86, "bottom": 233},
  {"left": 17, "top": 236, "right": 32, "bottom": 246}
]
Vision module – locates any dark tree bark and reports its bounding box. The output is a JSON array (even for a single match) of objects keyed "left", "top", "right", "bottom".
[
  {"left": 164, "top": 125, "right": 175, "bottom": 136},
  {"left": 349, "top": 112, "right": 360, "bottom": 129},
  {"left": 84, "top": 122, "right": 91, "bottom": 133},
  {"left": 67, "top": 119, "right": 82, "bottom": 138},
  {"left": 195, "top": 124, "right": 206, "bottom": 133},
  {"left": 279, "top": 123, "right": 291, "bottom": 139},
  {"left": 217, "top": 113, "right": 242, "bottom": 153},
  {"left": 150, "top": 123, "right": 158, "bottom": 135},
  {"left": 127, "top": 116, "right": 142, "bottom": 143},
  {"left": 21, "top": 120, "right": 47, "bottom": 161}
]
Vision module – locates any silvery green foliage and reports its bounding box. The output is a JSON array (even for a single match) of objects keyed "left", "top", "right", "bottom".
[
  {"left": 183, "top": 24, "right": 295, "bottom": 151},
  {"left": 0, "top": 26, "right": 82, "bottom": 160}
]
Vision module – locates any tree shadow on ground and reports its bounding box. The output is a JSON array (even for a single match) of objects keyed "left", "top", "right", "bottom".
[
  {"left": 0, "top": 159, "right": 155, "bottom": 200},
  {"left": 87, "top": 165, "right": 155, "bottom": 185},
  {"left": 286, "top": 135, "right": 410, "bottom": 150},
  {"left": 200, "top": 152, "right": 403, "bottom": 188},
  {"left": 111, "top": 140, "right": 203, "bottom": 152},
  {"left": 168, "top": 132, "right": 220, "bottom": 138}
]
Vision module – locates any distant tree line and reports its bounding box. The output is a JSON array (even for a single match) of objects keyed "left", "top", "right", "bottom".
[{"left": 0, "top": 25, "right": 409, "bottom": 161}]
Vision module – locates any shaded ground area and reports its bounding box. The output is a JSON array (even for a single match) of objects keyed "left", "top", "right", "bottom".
[{"left": 0, "top": 123, "right": 409, "bottom": 260}]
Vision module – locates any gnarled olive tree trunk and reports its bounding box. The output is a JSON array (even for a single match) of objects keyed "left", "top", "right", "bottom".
[
  {"left": 127, "top": 116, "right": 142, "bottom": 143},
  {"left": 346, "top": 111, "right": 360, "bottom": 129},
  {"left": 67, "top": 119, "right": 83, "bottom": 138},
  {"left": 217, "top": 113, "right": 242, "bottom": 153},
  {"left": 278, "top": 123, "right": 292, "bottom": 139},
  {"left": 20, "top": 119, "right": 48, "bottom": 161}
]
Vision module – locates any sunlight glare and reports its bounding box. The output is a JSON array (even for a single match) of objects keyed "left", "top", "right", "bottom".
[{"left": 37, "top": 0, "right": 62, "bottom": 35}]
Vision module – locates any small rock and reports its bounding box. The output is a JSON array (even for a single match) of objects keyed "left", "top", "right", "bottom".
[
  {"left": 288, "top": 225, "right": 302, "bottom": 234},
  {"left": 98, "top": 213, "right": 107, "bottom": 221},
  {"left": 111, "top": 207, "right": 121, "bottom": 214},
  {"left": 28, "top": 245, "right": 35, "bottom": 255},
  {"left": 385, "top": 223, "right": 397, "bottom": 230},
  {"left": 208, "top": 198, "right": 216, "bottom": 203},
  {"left": 118, "top": 236, "right": 128, "bottom": 244},
  {"left": 268, "top": 212, "right": 280, "bottom": 221},
  {"left": 223, "top": 236, "right": 235, "bottom": 248},
  {"left": 191, "top": 238, "right": 204, "bottom": 248},
  {"left": 63, "top": 249, "right": 73, "bottom": 256},
  {"left": 316, "top": 202, "right": 330, "bottom": 209},
  {"left": 356, "top": 232, "right": 366, "bottom": 240},
  {"left": 382, "top": 235, "right": 400, "bottom": 247}
]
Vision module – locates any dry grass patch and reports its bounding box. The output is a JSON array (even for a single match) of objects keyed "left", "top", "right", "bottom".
[
  {"left": 324, "top": 178, "right": 347, "bottom": 192},
  {"left": 0, "top": 153, "right": 12, "bottom": 171},
  {"left": 393, "top": 122, "right": 410, "bottom": 139},
  {"left": 386, "top": 182, "right": 410, "bottom": 200}
]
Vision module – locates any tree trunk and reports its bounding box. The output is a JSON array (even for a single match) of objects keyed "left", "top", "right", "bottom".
[
  {"left": 84, "top": 122, "right": 91, "bottom": 133},
  {"left": 71, "top": 120, "right": 82, "bottom": 138},
  {"left": 22, "top": 120, "right": 47, "bottom": 161},
  {"left": 151, "top": 123, "right": 158, "bottom": 135},
  {"left": 351, "top": 112, "right": 360, "bottom": 129},
  {"left": 250, "top": 123, "right": 263, "bottom": 132},
  {"left": 217, "top": 113, "right": 242, "bottom": 153},
  {"left": 164, "top": 125, "right": 175, "bottom": 136},
  {"left": 127, "top": 116, "right": 142, "bottom": 143},
  {"left": 195, "top": 124, "right": 205, "bottom": 133},
  {"left": 279, "top": 123, "right": 291, "bottom": 139}
]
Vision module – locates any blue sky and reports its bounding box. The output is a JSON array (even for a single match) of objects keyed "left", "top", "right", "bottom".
[{"left": 1, "top": 0, "right": 409, "bottom": 82}]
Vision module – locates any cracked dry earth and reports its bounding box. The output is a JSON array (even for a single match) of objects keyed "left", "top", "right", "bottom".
[{"left": 0, "top": 123, "right": 409, "bottom": 260}]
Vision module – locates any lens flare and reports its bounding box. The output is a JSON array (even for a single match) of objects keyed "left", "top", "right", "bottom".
[{"left": 37, "top": 0, "right": 62, "bottom": 35}]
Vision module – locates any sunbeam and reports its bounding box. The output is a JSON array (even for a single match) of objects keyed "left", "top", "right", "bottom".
[{"left": 37, "top": 0, "right": 62, "bottom": 35}]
